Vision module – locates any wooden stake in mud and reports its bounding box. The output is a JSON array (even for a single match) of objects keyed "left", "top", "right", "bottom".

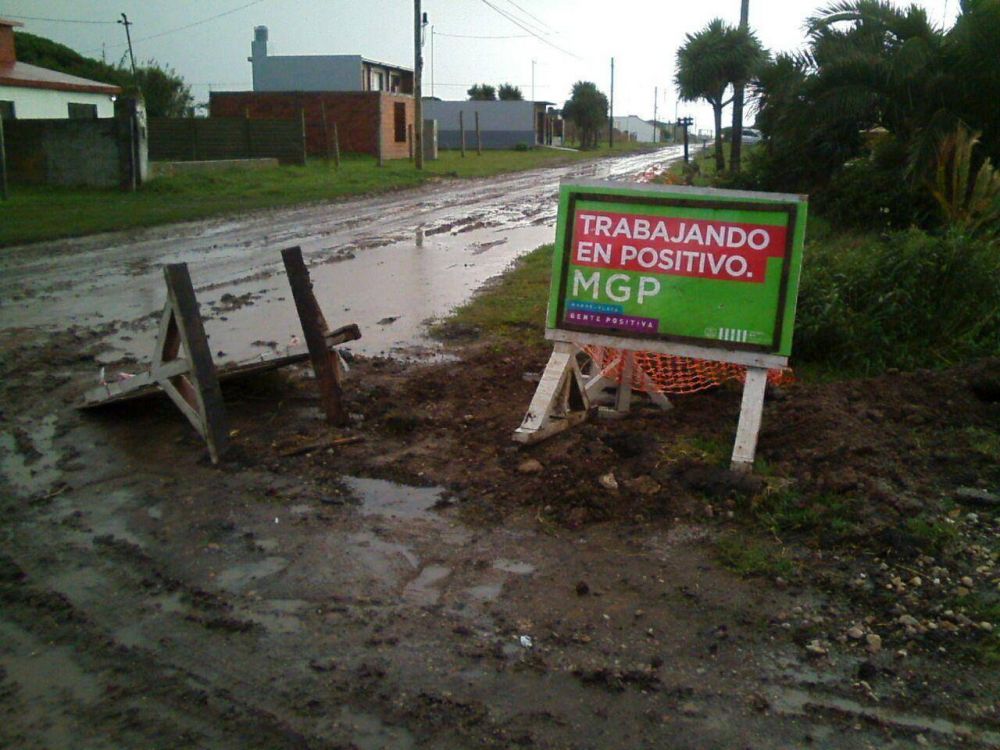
[
  {"left": 281, "top": 246, "right": 348, "bottom": 426},
  {"left": 459, "top": 111, "right": 466, "bottom": 157},
  {"left": 332, "top": 122, "right": 341, "bottom": 169},
  {"left": 154, "top": 264, "right": 229, "bottom": 463}
]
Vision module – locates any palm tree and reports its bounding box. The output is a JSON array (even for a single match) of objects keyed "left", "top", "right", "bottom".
[{"left": 675, "top": 19, "right": 765, "bottom": 172}]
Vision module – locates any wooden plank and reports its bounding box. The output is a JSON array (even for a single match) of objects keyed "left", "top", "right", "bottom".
[
  {"left": 615, "top": 352, "right": 634, "bottom": 414},
  {"left": 80, "top": 330, "right": 360, "bottom": 409},
  {"left": 162, "top": 264, "right": 229, "bottom": 463},
  {"left": 281, "top": 246, "right": 347, "bottom": 426},
  {"left": 545, "top": 328, "right": 787, "bottom": 370},
  {"left": 730, "top": 366, "right": 768, "bottom": 472},
  {"left": 513, "top": 341, "right": 590, "bottom": 444}
]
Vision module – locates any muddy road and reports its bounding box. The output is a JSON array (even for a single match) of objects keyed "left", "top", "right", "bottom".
[
  {"left": 1, "top": 148, "right": 998, "bottom": 749},
  {"left": 0, "top": 146, "right": 682, "bottom": 364}
]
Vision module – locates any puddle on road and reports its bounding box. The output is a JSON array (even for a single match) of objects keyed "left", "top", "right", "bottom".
[
  {"left": 344, "top": 476, "right": 445, "bottom": 520},
  {"left": 214, "top": 556, "right": 289, "bottom": 593},
  {"left": 403, "top": 564, "right": 451, "bottom": 606},
  {"left": 772, "top": 686, "right": 1000, "bottom": 747},
  {"left": 344, "top": 530, "right": 420, "bottom": 588},
  {"left": 333, "top": 706, "right": 415, "bottom": 750},
  {"left": 493, "top": 559, "right": 535, "bottom": 575},
  {"left": 466, "top": 582, "right": 503, "bottom": 602},
  {"left": 241, "top": 598, "right": 307, "bottom": 634}
]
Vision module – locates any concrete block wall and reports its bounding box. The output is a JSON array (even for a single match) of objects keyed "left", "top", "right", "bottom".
[
  {"left": 209, "top": 91, "right": 413, "bottom": 159},
  {"left": 4, "top": 117, "right": 137, "bottom": 187}
]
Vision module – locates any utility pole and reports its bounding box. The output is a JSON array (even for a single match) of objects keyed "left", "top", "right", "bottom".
[
  {"left": 118, "top": 13, "right": 137, "bottom": 81},
  {"left": 531, "top": 59, "right": 536, "bottom": 102},
  {"left": 652, "top": 87, "right": 658, "bottom": 144},
  {"left": 414, "top": 2, "right": 425, "bottom": 169},
  {"left": 430, "top": 26, "right": 435, "bottom": 97},
  {"left": 608, "top": 57, "right": 615, "bottom": 149},
  {"left": 730, "top": 0, "right": 750, "bottom": 174}
]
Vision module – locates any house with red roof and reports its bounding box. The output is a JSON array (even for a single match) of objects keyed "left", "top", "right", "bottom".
[{"left": 0, "top": 18, "right": 121, "bottom": 120}]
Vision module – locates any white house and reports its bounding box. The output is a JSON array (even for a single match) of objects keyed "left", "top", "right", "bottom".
[
  {"left": 612, "top": 115, "right": 659, "bottom": 143},
  {"left": 249, "top": 26, "right": 413, "bottom": 94},
  {"left": 0, "top": 18, "right": 121, "bottom": 120}
]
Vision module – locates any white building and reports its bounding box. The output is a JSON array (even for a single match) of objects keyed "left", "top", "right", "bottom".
[
  {"left": 0, "top": 18, "right": 121, "bottom": 120},
  {"left": 612, "top": 115, "right": 659, "bottom": 143},
  {"left": 249, "top": 26, "right": 413, "bottom": 94},
  {"left": 422, "top": 99, "right": 553, "bottom": 149}
]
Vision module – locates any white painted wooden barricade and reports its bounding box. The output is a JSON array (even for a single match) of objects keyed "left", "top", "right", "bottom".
[{"left": 514, "top": 329, "right": 787, "bottom": 473}]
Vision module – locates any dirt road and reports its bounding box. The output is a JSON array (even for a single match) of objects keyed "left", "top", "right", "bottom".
[
  {"left": 1, "top": 149, "right": 997, "bottom": 749},
  {"left": 0, "top": 146, "right": 682, "bottom": 364}
]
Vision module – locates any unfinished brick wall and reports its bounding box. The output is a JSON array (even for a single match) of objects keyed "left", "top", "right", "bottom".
[{"left": 209, "top": 91, "right": 413, "bottom": 159}]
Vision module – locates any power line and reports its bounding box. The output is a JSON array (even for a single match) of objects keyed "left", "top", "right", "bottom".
[
  {"left": 83, "top": 0, "right": 268, "bottom": 54},
  {"left": 133, "top": 0, "right": 268, "bottom": 44},
  {"left": 499, "top": 0, "right": 556, "bottom": 34},
  {"left": 478, "top": 0, "right": 580, "bottom": 59},
  {"left": 4, "top": 15, "right": 116, "bottom": 25}
]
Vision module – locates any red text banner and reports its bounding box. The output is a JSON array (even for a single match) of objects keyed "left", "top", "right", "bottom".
[{"left": 572, "top": 210, "right": 788, "bottom": 283}]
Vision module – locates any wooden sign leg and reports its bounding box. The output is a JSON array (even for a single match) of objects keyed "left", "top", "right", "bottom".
[
  {"left": 513, "top": 342, "right": 590, "bottom": 444},
  {"left": 281, "top": 246, "right": 347, "bottom": 426},
  {"left": 730, "top": 366, "right": 768, "bottom": 473},
  {"left": 154, "top": 264, "right": 229, "bottom": 464}
]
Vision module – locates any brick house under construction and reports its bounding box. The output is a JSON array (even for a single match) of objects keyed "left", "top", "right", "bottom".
[{"left": 209, "top": 27, "right": 414, "bottom": 159}]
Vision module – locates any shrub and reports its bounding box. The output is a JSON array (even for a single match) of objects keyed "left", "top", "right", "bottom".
[{"left": 794, "top": 229, "right": 1000, "bottom": 373}]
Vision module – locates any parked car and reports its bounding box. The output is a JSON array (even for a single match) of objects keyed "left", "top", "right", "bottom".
[{"left": 741, "top": 128, "right": 762, "bottom": 144}]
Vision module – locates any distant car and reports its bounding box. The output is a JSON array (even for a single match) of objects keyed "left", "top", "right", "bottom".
[{"left": 741, "top": 128, "right": 762, "bottom": 144}]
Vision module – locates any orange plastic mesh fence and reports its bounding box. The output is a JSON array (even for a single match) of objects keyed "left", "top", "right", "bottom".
[{"left": 583, "top": 346, "right": 792, "bottom": 396}]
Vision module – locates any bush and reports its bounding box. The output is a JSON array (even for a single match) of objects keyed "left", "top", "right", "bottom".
[
  {"left": 513, "top": 143, "right": 531, "bottom": 152},
  {"left": 794, "top": 229, "right": 1000, "bottom": 373}
]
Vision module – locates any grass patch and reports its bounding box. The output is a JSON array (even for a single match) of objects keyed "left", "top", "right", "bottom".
[
  {"left": 0, "top": 144, "right": 660, "bottom": 247},
  {"left": 430, "top": 243, "right": 554, "bottom": 346},
  {"left": 716, "top": 532, "right": 795, "bottom": 577}
]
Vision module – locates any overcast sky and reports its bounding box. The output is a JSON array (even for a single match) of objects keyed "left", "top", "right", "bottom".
[{"left": 4, "top": 0, "right": 957, "bottom": 133}]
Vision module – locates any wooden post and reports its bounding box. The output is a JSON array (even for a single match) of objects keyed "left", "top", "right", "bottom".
[
  {"left": 320, "top": 101, "right": 331, "bottom": 162},
  {"left": 191, "top": 117, "right": 199, "bottom": 160},
  {"left": 459, "top": 111, "right": 465, "bottom": 157},
  {"left": 243, "top": 107, "right": 252, "bottom": 158},
  {"left": 281, "top": 247, "right": 347, "bottom": 426},
  {"left": 158, "top": 264, "right": 230, "bottom": 463},
  {"left": 332, "top": 122, "right": 341, "bottom": 169},
  {"left": 377, "top": 96, "right": 384, "bottom": 167},
  {"left": 408, "top": 123, "right": 414, "bottom": 160},
  {"left": 300, "top": 108, "right": 308, "bottom": 165},
  {"left": 0, "top": 115, "right": 8, "bottom": 201},
  {"left": 475, "top": 111, "right": 482, "bottom": 155},
  {"left": 730, "top": 367, "right": 768, "bottom": 472}
]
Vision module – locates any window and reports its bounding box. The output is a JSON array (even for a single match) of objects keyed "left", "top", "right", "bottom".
[
  {"left": 394, "top": 102, "right": 406, "bottom": 143},
  {"left": 371, "top": 71, "right": 384, "bottom": 91},
  {"left": 0, "top": 100, "right": 14, "bottom": 120},
  {"left": 67, "top": 103, "right": 98, "bottom": 119}
]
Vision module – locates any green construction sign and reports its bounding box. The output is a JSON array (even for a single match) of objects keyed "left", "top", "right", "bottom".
[{"left": 547, "top": 180, "right": 808, "bottom": 356}]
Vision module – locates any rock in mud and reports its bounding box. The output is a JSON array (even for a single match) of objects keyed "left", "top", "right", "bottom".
[{"left": 518, "top": 459, "right": 543, "bottom": 474}]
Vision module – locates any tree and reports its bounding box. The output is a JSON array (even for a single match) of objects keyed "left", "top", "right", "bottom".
[
  {"left": 134, "top": 62, "right": 193, "bottom": 117},
  {"left": 563, "top": 81, "right": 608, "bottom": 149},
  {"left": 467, "top": 84, "right": 497, "bottom": 101},
  {"left": 674, "top": 19, "right": 764, "bottom": 172},
  {"left": 498, "top": 83, "right": 524, "bottom": 101}
]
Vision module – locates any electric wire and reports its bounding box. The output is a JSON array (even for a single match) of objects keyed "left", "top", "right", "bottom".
[{"left": 477, "top": 0, "right": 580, "bottom": 59}]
